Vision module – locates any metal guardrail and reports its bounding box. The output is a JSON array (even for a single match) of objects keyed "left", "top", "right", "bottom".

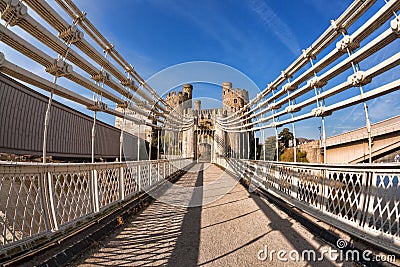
[
  {"left": 0, "top": 158, "right": 193, "bottom": 256},
  {"left": 221, "top": 158, "right": 400, "bottom": 255}
]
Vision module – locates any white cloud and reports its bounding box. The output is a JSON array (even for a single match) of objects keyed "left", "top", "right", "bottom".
[{"left": 247, "top": 0, "right": 301, "bottom": 55}]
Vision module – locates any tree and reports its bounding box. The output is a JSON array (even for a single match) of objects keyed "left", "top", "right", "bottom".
[
  {"left": 279, "top": 148, "right": 309, "bottom": 163},
  {"left": 278, "top": 128, "right": 294, "bottom": 148}
]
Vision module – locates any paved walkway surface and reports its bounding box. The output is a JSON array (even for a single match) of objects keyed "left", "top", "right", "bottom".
[{"left": 71, "top": 163, "right": 352, "bottom": 266}]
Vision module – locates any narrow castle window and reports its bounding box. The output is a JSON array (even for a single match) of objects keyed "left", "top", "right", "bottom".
[{"left": 234, "top": 99, "right": 237, "bottom": 104}]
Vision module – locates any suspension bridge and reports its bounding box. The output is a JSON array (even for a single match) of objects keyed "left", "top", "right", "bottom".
[{"left": 0, "top": 0, "right": 399, "bottom": 266}]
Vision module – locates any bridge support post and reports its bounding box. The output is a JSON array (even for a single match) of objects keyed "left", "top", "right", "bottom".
[
  {"left": 171, "top": 131, "right": 174, "bottom": 157},
  {"left": 137, "top": 124, "right": 140, "bottom": 161},
  {"left": 39, "top": 172, "right": 52, "bottom": 233},
  {"left": 179, "top": 130, "right": 182, "bottom": 157},
  {"left": 356, "top": 171, "right": 369, "bottom": 225},
  {"left": 364, "top": 105, "right": 373, "bottom": 163},
  {"left": 39, "top": 171, "right": 59, "bottom": 232},
  {"left": 275, "top": 127, "right": 279, "bottom": 161},
  {"left": 148, "top": 131, "right": 152, "bottom": 161},
  {"left": 137, "top": 164, "right": 141, "bottom": 191},
  {"left": 174, "top": 131, "right": 177, "bottom": 157},
  {"left": 239, "top": 133, "right": 241, "bottom": 159},
  {"left": 270, "top": 91, "right": 279, "bottom": 162},
  {"left": 119, "top": 109, "right": 126, "bottom": 162},
  {"left": 172, "top": 130, "right": 175, "bottom": 157},
  {"left": 91, "top": 111, "right": 97, "bottom": 163},
  {"left": 322, "top": 117, "right": 327, "bottom": 163},
  {"left": 46, "top": 172, "right": 58, "bottom": 230},
  {"left": 254, "top": 131, "right": 257, "bottom": 160},
  {"left": 163, "top": 161, "right": 166, "bottom": 179},
  {"left": 232, "top": 133, "right": 234, "bottom": 159},
  {"left": 211, "top": 130, "right": 215, "bottom": 163},
  {"left": 157, "top": 162, "right": 160, "bottom": 182},
  {"left": 91, "top": 169, "right": 99, "bottom": 213},
  {"left": 163, "top": 129, "right": 166, "bottom": 160},
  {"left": 240, "top": 132, "right": 242, "bottom": 159},
  {"left": 247, "top": 131, "right": 250, "bottom": 159},
  {"left": 239, "top": 132, "right": 241, "bottom": 159},
  {"left": 42, "top": 90, "right": 54, "bottom": 164},
  {"left": 242, "top": 132, "right": 244, "bottom": 159},
  {"left": 149, "top": 161, "right": 152, "bottom": 186},
  {"left": 262, "top": 128, "right": 265, "bottom": 160},
  {"left": 176, "top": 130, "right": 178, "bottom": 157},
  {"left": 291, "top": 115, "right": 297, "bottom": 163},
  {"left": 157, "top": 129, "right": 160, "bottom": 160},
  {"left": 119, "top": 165, "right": 125, "bottom": 200}
]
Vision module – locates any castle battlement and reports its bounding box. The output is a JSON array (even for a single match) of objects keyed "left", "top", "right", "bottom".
[
  {"left": 165, "top": 82, "right": 248, "bottom": 115},
  {"left": 166, "top": 84, "right": 193, "bottom": 112}
]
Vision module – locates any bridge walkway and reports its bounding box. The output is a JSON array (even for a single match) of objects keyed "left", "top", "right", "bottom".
[{"left": 71, "top": 163, "right": 343, "bottom": 266}]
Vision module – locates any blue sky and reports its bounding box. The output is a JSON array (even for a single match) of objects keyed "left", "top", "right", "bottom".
[
  {"left": 1, "top": 0, "right": 399, "bottom": 139},
  {"left": 80, "top": 0, "right": 350, "bottom": 84}
]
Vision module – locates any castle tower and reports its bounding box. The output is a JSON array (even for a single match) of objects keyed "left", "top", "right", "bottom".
[
  {"left": 222, "top": 82, "right": 232, "bottom": 112},
  {"left": 243, "top": 89, "right": 249, "bottom": 103},
  {"left": 222, "top": 81, "right": 247, "bottom": 113},
  {"left": 221, "top": 82, "right": 250, "bottom": 159},
  {"left": 182, "top": 84, "right": 193, "bottom": 109},
  {"left": 166, "top": 91, "right": 179, "bottom": 112},
  {"left": 194, "top": 100, "right": 201, "bottom": 112}
]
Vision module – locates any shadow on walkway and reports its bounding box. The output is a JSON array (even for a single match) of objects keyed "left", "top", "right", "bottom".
[
  {"left": 166, "top": 163, "right": 203, "bottom": 266},
  {"left": 72, "top": 164, "right": 204, "bottom": 267},
  {"left": 72, "top": 163, "right": 346, "bottom": 266}
]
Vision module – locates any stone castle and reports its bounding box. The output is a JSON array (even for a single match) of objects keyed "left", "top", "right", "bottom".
[
  {"left": 164, "top": 82, "right": 249, "bottom": 161},
  {"left": 116, "top": 82, "right": 250, "bottom": 161}
]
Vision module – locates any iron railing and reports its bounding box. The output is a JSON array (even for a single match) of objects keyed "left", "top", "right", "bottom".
[
  {"left": 221, "top": 158, "right": 400, "bottom": 255},
  {"left": 0, "top": 158, "right": 193, "bottom": 255}
]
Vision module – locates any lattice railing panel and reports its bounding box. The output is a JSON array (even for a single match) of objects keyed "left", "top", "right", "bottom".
[
  {"left": 0, "top": 159, "right": 191, "bottom": 254},
  {"left": 151, "top": 163, "right": 159, "bottom": 184},
  {"left": 124, "top": 165, "right": 139, "bottom": 197},
  {"left": 139, "top": 164, "right": 151, "bottom": 190},
  {"left": 263, "top": 164, "right": 278, "bottom": 190},
  {"left": 0, "top": 172, "right": 46, "bottom": 246},
  {"left": 166, "top": 162, "right": 171, "bottom": 177},
  {"left": 277, "top": 166, "right": 295, "bottom": 196},
  {"left": 97, "top": 166, "right": 120, "bottom": 209},
  {"left": 323, "top": 170, "right": 365, "bottom": 224},
  {"left": 51, "top": 170, "right": 92, "bottom": 227},
  {"left": 365, "top": 173, "right": 399, "bottom": 238},
  {"left": 252, "top": 162, "right": 265, "bottom": 185},
  {"left": 158, "top": 162, "right": 165, "bottom": 180},
  {"left": 296, "top": 168, "right": 323, "bottom": 209}
]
